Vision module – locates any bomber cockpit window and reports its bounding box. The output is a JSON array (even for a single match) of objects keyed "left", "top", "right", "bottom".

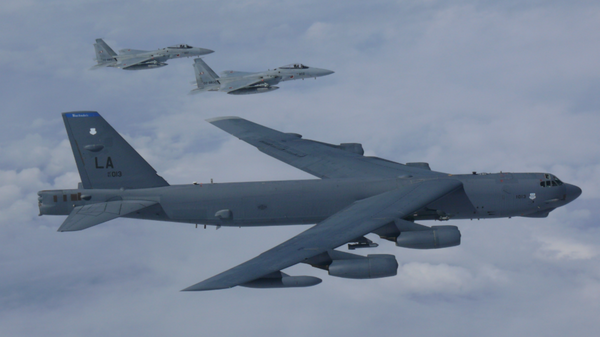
[{"left": 540, "top": 174, "right": 564, "bottom": 187}]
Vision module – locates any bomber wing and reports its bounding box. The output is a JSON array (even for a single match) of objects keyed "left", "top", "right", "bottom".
[
  {"left": 183, "top": 179, "right": 462, "bottom": 291},
  {"left": 208, "top": 117, "right": 446, "bottom": 179}
]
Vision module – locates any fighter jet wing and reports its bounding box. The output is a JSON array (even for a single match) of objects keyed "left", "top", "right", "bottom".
[
  {"left": 208, "top": 117, "right": 446, "bottom": 179},
  {"left": 58, "top": 200, "right": 157, "bottom": 232},
  {"left": 182, "top": 179, "right": 462, "bottom": 291},
  {"left": 116, "top": 56, "right": 158, "bottom": 69},
  {"left": 221, "top": 79, "right": 272, "bottom": 94},
  {"left": 118, "top": 49, "right": 149, "bottom": 55}
]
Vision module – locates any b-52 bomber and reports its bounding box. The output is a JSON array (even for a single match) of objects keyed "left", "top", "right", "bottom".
[
  {"left": 38, "top": 112, "right": 581, "bottom": 291},
  {"left": 190, "top": 58, "right": 334, "bottom": 95},
  {"left": 92, "top": 38, "right": 213, "bottom": 70}
]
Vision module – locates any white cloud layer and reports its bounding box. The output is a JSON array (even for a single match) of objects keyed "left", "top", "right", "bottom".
[{"left": 1, "top": 1, "right": 599, "bottom": 336}]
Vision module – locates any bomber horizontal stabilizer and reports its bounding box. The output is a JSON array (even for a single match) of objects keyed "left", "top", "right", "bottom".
[{"left": 58, "top": 200, "right": 157, "bottom": 232}]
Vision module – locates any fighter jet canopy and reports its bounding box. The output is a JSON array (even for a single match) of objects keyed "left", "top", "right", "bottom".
[
  {"left": 279, "top": 64, "right": 309, "bottom": 69},
  {"left": 168, "top": 44, "right": 193, "bottom": 49}
]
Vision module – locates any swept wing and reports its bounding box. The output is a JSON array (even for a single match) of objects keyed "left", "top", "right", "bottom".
[
  {"left": 118, "top": 49, "right": 149, "bottom": 55},
  {"left": 183, "top": 179, "right": 462, "bottom": 291},
  {"left": 220, "top": 70, "right": 255, "bottom": 78},
  {"left": 220, "top": 78, "right": 278, "bottom": 94},
  {"left": 116, "top": 56, "right": 163, "bottom": 70},
  {"left": 208, "top": 117, "right": 446, "bottom": 179}
]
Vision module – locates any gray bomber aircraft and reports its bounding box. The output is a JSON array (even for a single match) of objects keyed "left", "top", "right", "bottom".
[
  {"left": 92, "top": 38, "right": 214, "bottom": 70},
  {"left": 38, "top": 112, "right": 581, "bottom": 291},
  {"left": 190, "top": 58, "right": 334, "bottom": 95}
]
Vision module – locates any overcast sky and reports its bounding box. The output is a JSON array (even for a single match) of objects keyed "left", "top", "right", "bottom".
[{"left": 1, "top": 1, "right": 599, "bottom": 336}]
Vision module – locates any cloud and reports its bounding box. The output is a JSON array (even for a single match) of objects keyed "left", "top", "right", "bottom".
[
  {"left": 396, "top": 262, "right": 508, "bottom": 297},
  {"left": 1, "top": 1, "right": 600, "bottom": 336},
  {"left": 536, "top": 237, "right": 599, "bottom": 260}
]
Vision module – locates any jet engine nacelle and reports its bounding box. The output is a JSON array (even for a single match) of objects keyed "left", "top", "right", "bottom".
[
  {"left": 396, "top": 225, "right": 461, "bottom": 249},
  {"left": 328, "top": 254, "right": 398, "bottom": 279}
]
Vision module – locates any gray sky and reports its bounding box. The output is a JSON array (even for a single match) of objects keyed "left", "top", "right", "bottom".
[{"left": 1, "top": 1, "right": 599, "bottom": 336}]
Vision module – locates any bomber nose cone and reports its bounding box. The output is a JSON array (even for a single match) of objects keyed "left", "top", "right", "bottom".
[{"left": 564, "top": 183, "right": 582, "bottom": 204}]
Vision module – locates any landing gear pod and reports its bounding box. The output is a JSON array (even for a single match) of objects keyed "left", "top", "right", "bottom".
[{"left": 396, "top": 225, "right": 461, "bottom": 249}]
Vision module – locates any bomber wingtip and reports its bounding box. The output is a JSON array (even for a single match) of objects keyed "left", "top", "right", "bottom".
[
  {"left": 181, "top": 282, "right": 231, "bottom": 292},
  {"left": 180, "top": 283, "right": 206, "bottom": 292},
  {"left": 180, "top": 286, "right": 223, "bottom": 291},
  {"left": 206, "top": 116, "right": 242, "bottom": 123}
]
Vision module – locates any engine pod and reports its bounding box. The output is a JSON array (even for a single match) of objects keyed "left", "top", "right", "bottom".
[
  {"left": 396, "top": 225, "right": 461, "bottom": 249},
  {"left": 328, "top": 254, "right": 398, "bottom": 279}
]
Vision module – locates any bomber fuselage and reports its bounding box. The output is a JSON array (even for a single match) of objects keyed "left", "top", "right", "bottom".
[{"left": 38, "top": 172, "right": 581, "bottom": 227}]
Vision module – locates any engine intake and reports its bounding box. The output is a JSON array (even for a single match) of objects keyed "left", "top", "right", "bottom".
[
  {"left": 396, "top": 225, "right": 461, "bottom": 249},
  {"left": 328, "top": 254, "right": 398, "bottom": 279}
]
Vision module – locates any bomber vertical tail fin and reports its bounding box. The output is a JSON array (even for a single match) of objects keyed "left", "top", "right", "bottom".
[
  {"left": 62, "top": 111, "right": 169, "bottom": 189},
  {"left": 92, "top": 38, "right": 117, "bottom": 67},
  {"left": 191, "top": 58, "right": 220, "bottom": 93}
]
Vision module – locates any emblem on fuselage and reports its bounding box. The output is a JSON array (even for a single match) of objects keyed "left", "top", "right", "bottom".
[
  {"left": 529, "top": 193, "right": 536, "bottom": 200},
  {"left": 90, "top": 128, "right": 97, "bottom": 135}
]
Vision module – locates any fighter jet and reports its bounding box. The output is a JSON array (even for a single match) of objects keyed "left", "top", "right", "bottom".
[
  {"left": 190, "top": 58, "right": 334, "bottom": 95},
  {"left": 92, "top": 38, "right": 213, "bottom": 70},
  {"left": 38, "top": 112, "right": 581, "bottom": 291}
]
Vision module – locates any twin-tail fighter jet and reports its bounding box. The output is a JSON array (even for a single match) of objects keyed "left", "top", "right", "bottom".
[
  {"left": 38, "top": 112, "right": 581, "bottom": 291},
  {"left": 190, "top": 58, "right": 334, "bottom": 95},
  {"left": 92, "top": 38, "right": 214, "bottom": 70}
]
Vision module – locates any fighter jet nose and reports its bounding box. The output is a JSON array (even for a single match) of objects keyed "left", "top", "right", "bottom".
[
  {"left": 322, "top": 69, "right": 334, "bottom": 76},
  {"left": 564, "top": 183, "right": 582, "bottom": 203},
  {"left": 200, "top": 48, "right": 214, "bottom": 55}
]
